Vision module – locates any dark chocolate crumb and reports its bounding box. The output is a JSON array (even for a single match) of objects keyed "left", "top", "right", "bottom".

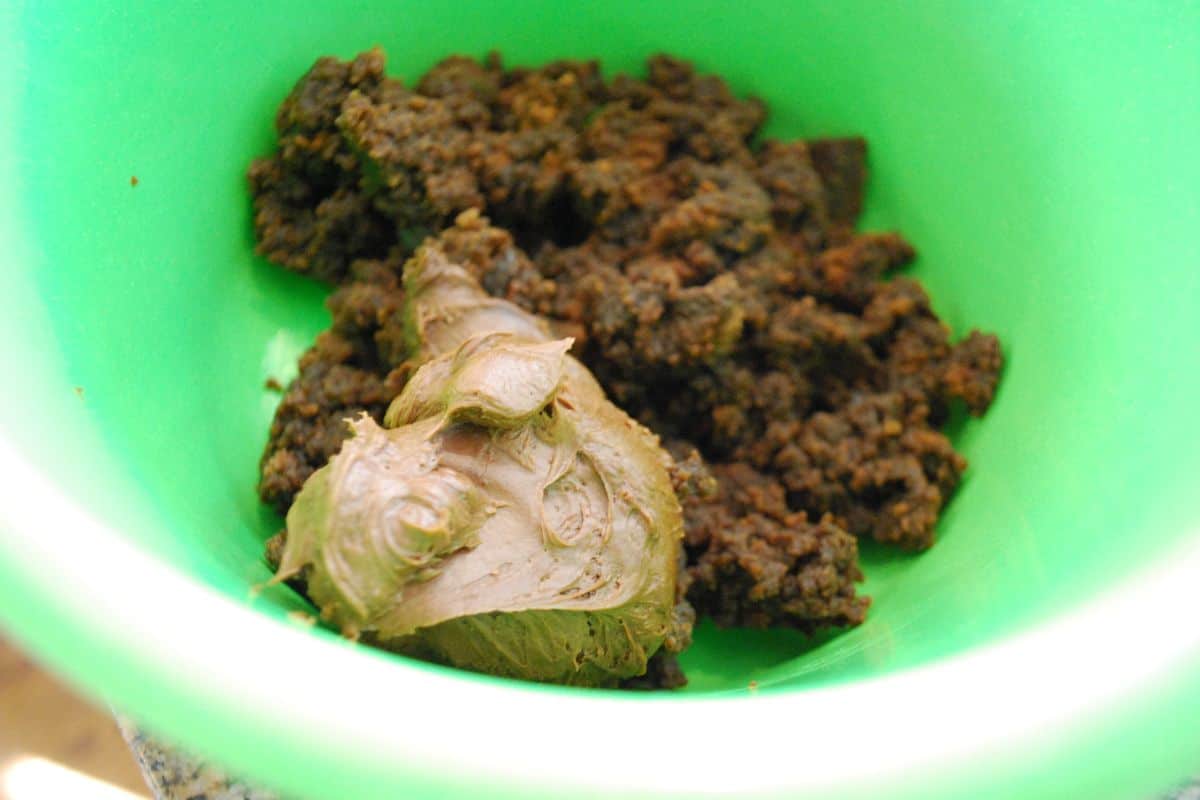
[{"left": 250, "top": 50, "right": 1003, "bottom": 688}]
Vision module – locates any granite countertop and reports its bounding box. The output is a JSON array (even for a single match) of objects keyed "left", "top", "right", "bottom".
[
  {"left": 119, "top": 719, "right": 281, "bottom": 800},
  {"left": 119, "top": 719, "right": 1197, "bottom": 800}
]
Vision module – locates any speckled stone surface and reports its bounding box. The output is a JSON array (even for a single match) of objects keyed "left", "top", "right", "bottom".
[
  {"left": 118, "top": 718, "right": 283, "bottom": 800},
  {"left": 119, "top": 718, "right": 1194, "bottom": 800}
]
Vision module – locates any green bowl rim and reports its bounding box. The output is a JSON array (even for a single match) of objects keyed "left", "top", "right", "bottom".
[{"left": 2, "top": 437, "right": 1199, "bottom": 798}]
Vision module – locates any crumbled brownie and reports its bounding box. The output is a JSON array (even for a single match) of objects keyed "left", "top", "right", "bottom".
[{"left": 252, "top": 49, "right": 1003, "bottom": 680}]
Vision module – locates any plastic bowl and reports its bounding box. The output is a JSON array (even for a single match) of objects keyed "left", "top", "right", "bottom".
[{"left": 2, "top": 3, "right": 1198, "bottom": 798}]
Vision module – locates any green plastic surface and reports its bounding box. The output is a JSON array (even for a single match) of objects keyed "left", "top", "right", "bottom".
[{"left": 1, "top": 2, "right": 1198, "bottom": 798}]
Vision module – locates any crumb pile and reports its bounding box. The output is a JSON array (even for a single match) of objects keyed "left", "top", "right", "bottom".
[{"left": 251, "top": 49, "right": 1002, "bottom": 680}]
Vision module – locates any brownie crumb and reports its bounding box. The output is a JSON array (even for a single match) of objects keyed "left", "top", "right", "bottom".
[{"left": 251, "top": 49, "right": 1003, "bottom": 686}]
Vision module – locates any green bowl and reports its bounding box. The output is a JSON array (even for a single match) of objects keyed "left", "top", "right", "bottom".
[{"left": 2, "top": 2, "right": 1198, "bottom": 798}]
